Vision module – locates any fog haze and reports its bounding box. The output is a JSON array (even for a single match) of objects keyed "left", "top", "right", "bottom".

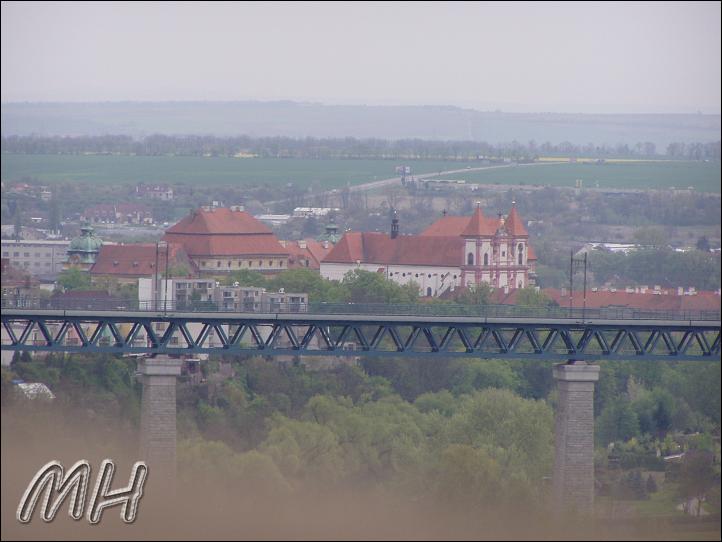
[{"left": 2, "top": 1, "right": 720, "bottom": 114}]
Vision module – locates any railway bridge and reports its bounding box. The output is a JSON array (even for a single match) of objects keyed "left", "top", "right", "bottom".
[{"left": 2, "top": 300, "right": 720, "bottom": 513}]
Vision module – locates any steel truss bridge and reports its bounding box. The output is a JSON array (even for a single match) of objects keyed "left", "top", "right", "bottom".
[{"left": 2, "top": 308, "right": 720, "bottom": 360}]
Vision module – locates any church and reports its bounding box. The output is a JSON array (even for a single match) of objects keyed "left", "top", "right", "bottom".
[{"left": 320, "top": 203, "right": 536, "bottom": 297}]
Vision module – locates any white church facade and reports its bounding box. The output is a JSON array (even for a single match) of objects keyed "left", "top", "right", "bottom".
[{"left": 320, "top": 203, "right": 537, "bottom": 297}]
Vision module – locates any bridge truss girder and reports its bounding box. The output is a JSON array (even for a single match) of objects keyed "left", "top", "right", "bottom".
[{"left": 2, "top": 313, "right": 720, "bottom": 361}]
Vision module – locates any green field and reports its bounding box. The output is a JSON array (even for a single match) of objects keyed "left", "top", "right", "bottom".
[
  {"left": 0, "top": 154, "right": 481, "bottom": 189},
  {"left": 434, "top": 161, "right": 721, "bottom": 193},
  {"left": 1, "top": 154, "right": 719, "bottom": 193}
]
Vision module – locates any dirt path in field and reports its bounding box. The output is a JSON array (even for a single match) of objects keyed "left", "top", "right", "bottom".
[{"left": 265, "top": 160, "right": 565, "bottom": 206}]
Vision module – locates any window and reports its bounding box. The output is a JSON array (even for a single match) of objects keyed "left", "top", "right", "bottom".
[
  {"left": 201, "top": 261, "right": 207, "bottom": 267},
  {"left": 467, "top": 253, "right": 474, "bottom": 265},
  {"left": 502, "top": 251, "right": 506, "bottom": 257},
  {"left": 249, "top": 261, "right": 252, "bottom": 267},
  {"left": 518, "top": 244, "right": 524, "bottom": 265},
  {"left": 426, "top": 287, "right": 432, "bottom": 296},
  {"left": 13, "top": 252, "right": 19, "bottom": 257},
  {"left": 24, "top": 252, "right": 30, "bottom": 257},
  {"left": 269, "top": 261, "right": 272, "bottom": 267},
  {"left": 2, "top": 252, "right": 7, "bottom": 257},
  {"left": 227, "top": 261, "right": 231, "bottom": 267},
  {"left": 217, "top": 261, "right": 221, "bottom": 267},
  {"left": 483, "top": 254, "right": 489, "bottom": 266}
]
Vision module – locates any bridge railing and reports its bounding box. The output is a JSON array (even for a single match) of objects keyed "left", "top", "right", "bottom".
[{"left": 2, "top": 296, "right": 720, "bottom": 321}]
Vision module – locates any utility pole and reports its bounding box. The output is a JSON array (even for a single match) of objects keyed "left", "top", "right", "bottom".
[
  {"left": 154, "top": 242, "right": 160, "bottom": 311},
  {"left": 570, "top": 250, "right": 589, "bottom": 320},
  {"left": 569, "top": 249, "right": 574, "bottom": 317}
]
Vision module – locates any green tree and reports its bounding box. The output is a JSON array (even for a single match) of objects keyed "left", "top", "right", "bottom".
[
  {"left": 646, "top": 474, "right": 658, "bottom": 494},
  {"left": 597, "top": 401, "right": 640, "bottom": 446},
  {"left": 515, "top": 287, "right": 554, "bottom": 308},
  {"left": 224, "top": 269, "right": 267, "bottom": 287},
  {"left": 434, "top": 444, "right": 503, "bottom": 507},
  {"left": 341, "top": 269, "right": 419, "bottom": 304},
  {"left": 48, "top": 192, "right": 61, "bottom": 232},
  {"left": 695, "top": 236, "right": 711, "bottom": 252},
  {"left": 632, "top": 226, "right": 667, "bottom": 248},
  {"left": 678, "top": 450, "right": 718, "bottom": 517},
  {"left": 56, "top": 268, "right": 92, "bottom": 291},
  {"left": 167, "top": 263, "right": 192, "bottom": 278},
  {"left": 14, "top": 204, "right": 22, "bottom": 240},
  {"left": 453, "top": 283, "right": 493, "bottom": 305},
  {"left": 267, "top": 268, "right": 346, "bottom": 303}
]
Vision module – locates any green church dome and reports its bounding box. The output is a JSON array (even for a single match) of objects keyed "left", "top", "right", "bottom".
[{"left": 67, "top": 224, "right": 103, "bottom": 264}]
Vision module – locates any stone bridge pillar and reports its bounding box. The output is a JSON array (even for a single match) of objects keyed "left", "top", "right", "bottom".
[
  {"left": 553, "top": 361, "right": 600, "bottom": 515},
  {"left": 138, "top": 356, "right": 183, "bottom": 485}
]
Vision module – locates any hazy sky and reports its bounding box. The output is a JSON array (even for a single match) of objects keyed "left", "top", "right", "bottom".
[{"left": 2, "top": 1, "right": 720, "bottom": 113}]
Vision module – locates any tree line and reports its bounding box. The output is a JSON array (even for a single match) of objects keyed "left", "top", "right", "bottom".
[{"left": 2, "top": 134, "right": 720, "bottom": 160}]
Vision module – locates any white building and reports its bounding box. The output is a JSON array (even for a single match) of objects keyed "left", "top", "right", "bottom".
[
  {"left": 1, "top": 239, "right": 70, "bottom": 277},
  {"left": 320, "top": 203, "right": 537, "bottom": 297}
]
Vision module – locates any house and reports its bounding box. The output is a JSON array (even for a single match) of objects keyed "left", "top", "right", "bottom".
[
  {"left": 82, "top": 203, "right": 153, "bottom": 225},
  {"left": 1, "top": 258, "right": 40, "bottom": 300},
  {"left": 135, "top": 183, "right": 174, "bottom": 201}
]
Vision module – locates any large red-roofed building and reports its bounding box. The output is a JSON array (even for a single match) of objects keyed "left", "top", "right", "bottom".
[
  {"left": 162, "top": 207, "right": 290, "bottom": 274},
  {"left": 320, "top": 203, "right": 536, "bottom": 297}
]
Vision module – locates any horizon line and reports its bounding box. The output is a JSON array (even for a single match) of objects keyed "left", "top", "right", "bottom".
[{"left": 1, "top": 99, "right": 720, "bottom": 117}]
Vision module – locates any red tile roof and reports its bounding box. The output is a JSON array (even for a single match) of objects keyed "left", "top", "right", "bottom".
[
  {"left": 283, "top": 239, "right": 333, "bottom": 270},
  {"left": 164, "top": 207, "right": 288, "bottom": 257},
  {"left": 90, "top": 243, "right": 196, "bottom": 278},
  {"left": 163, "top": 234, "right": 288, "bottom": 257},
  {"left": 166, "top": 207, "right": 273, "bottom": 235},
  {"left": 489, "top": 287, "right": 720, "bottom": 312},
  {"left": 542, "top": 288, "right": 721, "bottom": 312},
  {"left": 421, "top": 216, "right": 471, "bottom": 236},
  {"left": 504, "top": 204, "right": 528, "bottom": 237},
  {"left": 461, "top": 207, "right": 499, "bottom": 237},
  {"left": 423, "top": 205, "right": 528, "bottom": 239},
  {"left": 323, "top": 232, "right": 464, "bottom": 267}
]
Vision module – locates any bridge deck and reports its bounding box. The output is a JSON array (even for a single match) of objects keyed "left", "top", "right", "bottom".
[{"left": 2, "top": 307, "right": 719, "bottom": 360}]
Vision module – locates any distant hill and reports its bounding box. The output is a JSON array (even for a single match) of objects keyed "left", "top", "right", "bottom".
[{"left": 1, "top": 101, "right": 719, "bottom": 147}]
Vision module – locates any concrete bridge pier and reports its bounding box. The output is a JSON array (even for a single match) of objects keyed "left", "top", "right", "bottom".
[
  {"left": 138, "top": 356, "right": 183, "bottom": 488},
  {"left": 553, "top": 360, "right": 600, "bottom": 515}
]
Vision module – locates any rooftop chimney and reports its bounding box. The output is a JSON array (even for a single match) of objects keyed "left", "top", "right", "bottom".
[{"left": 390, "top": 209, "right": 399, "bottom": 240}]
